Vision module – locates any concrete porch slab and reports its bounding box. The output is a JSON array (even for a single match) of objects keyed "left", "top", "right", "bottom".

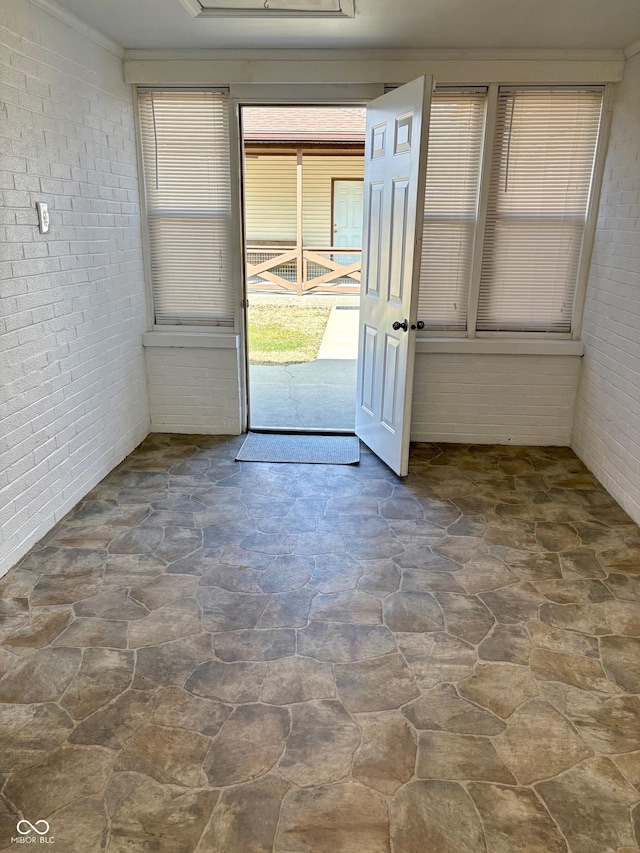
[{"left": 250, "top": 359, "right": 357, "bottom": 430}]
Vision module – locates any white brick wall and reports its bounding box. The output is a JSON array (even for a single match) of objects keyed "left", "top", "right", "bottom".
[
  {"left": 145, "top": 347, "right": 243, "bottom": 434},
  {"left": 572, "top": 53, "right": 640, "bottom": 525},
  {"left": 0, "top": 0, "right": 150, "bottom": 575},
  {"left": 146, "top": 347, "right": 579, "bottom": 443},
  {"left": 411, "top": 353, "right": 582, "bottom": 445}
]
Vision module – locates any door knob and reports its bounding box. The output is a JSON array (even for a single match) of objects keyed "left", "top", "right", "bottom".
[
  {"left": 410, "top": 320, "right": 425, "bottom": 330},
  {"left": 392, "top": 319, "right": 408, "bottom": 332}
]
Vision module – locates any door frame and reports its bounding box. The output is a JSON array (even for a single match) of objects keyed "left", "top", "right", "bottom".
[{"left": 237, "top": 94, "right": 377, "bottom": 435}]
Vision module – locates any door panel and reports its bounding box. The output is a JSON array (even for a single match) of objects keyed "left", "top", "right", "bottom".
[
  {"left": 381, "top": 334, "right": 401, "bottom": 430},
  {"left": 365, "top": 182, "right": 384, "bottom": 297},
  {"left": 389, "top": 178, "right": 410, "bottom": 304},
  {"left": 333, "top": 180, "right": 364, "bottom": 248},
  {"left": 360, "top": 324, "right": 377, "bottom": 414},
  {"left": 355, "top": 76, "right": 433, "bottom": 476}
]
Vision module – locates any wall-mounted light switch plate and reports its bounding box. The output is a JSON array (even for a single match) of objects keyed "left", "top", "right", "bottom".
[{"left": 35, "top": 201, "right": 50, "bottom": 234}]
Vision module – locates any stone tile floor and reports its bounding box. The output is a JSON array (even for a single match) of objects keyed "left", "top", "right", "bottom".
[{"left": 1, "top": 434, "right": 640, "bottom": 852}]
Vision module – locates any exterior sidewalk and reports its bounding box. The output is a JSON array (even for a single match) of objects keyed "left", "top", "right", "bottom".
[{"left": 249, "top": 305, "right": 360, "bottom": 430}]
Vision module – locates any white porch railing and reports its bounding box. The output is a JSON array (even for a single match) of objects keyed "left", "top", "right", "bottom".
[{"left": 246, "top": 245, "right": 361, "bottom": 295}]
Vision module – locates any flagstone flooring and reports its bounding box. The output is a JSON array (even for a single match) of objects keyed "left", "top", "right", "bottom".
[{"left": 1, "top": 434, "right": 640, "bottom": 852}]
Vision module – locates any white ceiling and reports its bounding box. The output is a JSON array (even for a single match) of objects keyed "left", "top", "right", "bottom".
[{"left": 50, "top": 0, "right": 640, "bottom": 52}]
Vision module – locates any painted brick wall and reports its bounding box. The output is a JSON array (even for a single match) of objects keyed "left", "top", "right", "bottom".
[
  {"left": 572, "top": 53, "right": 640, "bottom": 525},
  {"left": 0, "top": 0, "right": 150, "bottom": 575},
  {"left": 411, "top": 353, "right": 582, "bottom": 445},
  {"left": 145, "top": 348, "right": 580, "bottom": 442},
  {"left": 145, "top": 347, "right": 243, "bottom": 434}
]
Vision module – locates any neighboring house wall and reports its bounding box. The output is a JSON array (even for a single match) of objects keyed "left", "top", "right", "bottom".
[
  {"left": 244, "top": 155, "right": 297, "bottom": 243},
  {"left": 572, "top": 53, "right": 640, "bottom": 524},
  {"left": 244, "top": 153, "right": 364, "bottom": 245},
  {"left": 302, "top": 155, "right": 364, "bottom": 245},
  {"left": 0, "top": 0, "right": 149, "bottom": 575},
  {"left": 412, "top": 353, "right": 581, "bottom": 445}
]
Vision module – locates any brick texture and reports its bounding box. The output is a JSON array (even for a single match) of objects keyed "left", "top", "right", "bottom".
[
  {"left": 572, "top": 54, "right": 640, "bottom": 525},
  {"left": 0, "top": 0, "right": 149, "bottom": 574},
  {"left": 411, "top": 353, "right": 582, "bottom": 445},
  {"left": 145, "top": 346, "right": 243, "bottom": 434}
]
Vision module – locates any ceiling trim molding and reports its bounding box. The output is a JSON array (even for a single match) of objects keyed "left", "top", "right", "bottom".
[
  {"left": 124, "top": 54, "right": 625, "bottom": 85},
  {"left": 624, "top": 36, "right": 640, "bottom": 58},
  {"left": 124, "top": 47, "right": 624, "bottom": 62},
  {"left": 27, "top": 0, "right": 124, "bottom": 58}
]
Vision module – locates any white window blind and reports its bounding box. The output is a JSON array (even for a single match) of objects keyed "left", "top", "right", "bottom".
[
  {"left": 138, "top": 90, "right": 235, "bottom": 326},
  {"left": 418, "top": 89, "right": 486, "bottom": 331},
  {"left": 477, "top": 87, "right": 603, "bottom": 333}
]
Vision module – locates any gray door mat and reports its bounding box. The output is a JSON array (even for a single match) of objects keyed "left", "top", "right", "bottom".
[{"left": 236, "top": 433, "right": 360, "bottom": 465}]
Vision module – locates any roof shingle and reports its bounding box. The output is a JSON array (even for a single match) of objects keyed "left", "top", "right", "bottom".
[{"left": 242, "top": 106, "right": 366, "bottom": 142}]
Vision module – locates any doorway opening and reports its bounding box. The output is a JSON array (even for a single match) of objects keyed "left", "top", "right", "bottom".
[{"left": 241, "top": 105, "right": 365, "bottom": 431}]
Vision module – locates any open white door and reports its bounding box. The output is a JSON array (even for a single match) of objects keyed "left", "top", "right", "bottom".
[{"left": 355, "top": 76, "right": 432, "bottom": 476}]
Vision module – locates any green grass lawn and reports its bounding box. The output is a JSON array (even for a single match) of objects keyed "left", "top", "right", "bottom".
[{"left": 248, "top": 304, "right": 331, "bottom": 365}]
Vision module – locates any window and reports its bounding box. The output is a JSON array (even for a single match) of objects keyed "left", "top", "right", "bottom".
[
  {"left": 137, "top": 85, "right": 604, "bottom": 337},
  {"left": 419, "top": 88, "right": 486, "bottom": 331},
  {"left": 418, "top": 85, "right": 603, "bottom": 336},
  {"left": 477, "top": 87, "right": 603, "bottom": 333},
  {"left": 138, "top": 90, "right": 236, "bottom": 326}
]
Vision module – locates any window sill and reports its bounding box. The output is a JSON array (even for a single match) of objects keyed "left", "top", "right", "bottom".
[
  {"left": 415, "top": 338, "right": 584, "bottom": 356},
  {"left": 142, "top": 332, "right": 583, "bottom": 357},
  {"left": 143, "top": 331, "right": 240, "bottom": 349}
]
